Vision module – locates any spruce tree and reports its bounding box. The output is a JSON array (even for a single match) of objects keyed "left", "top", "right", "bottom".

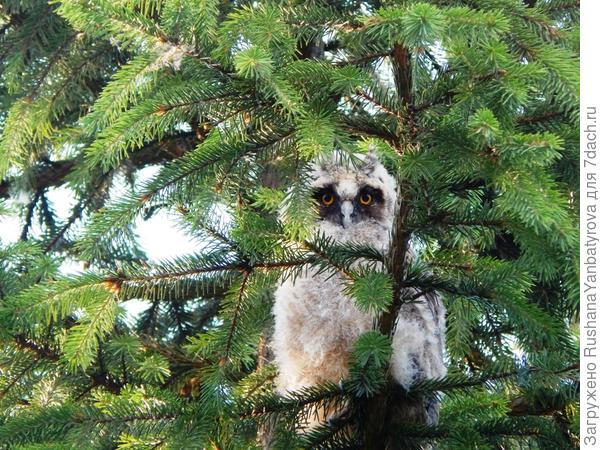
[{"left": 0, "top": 0, "right": 580, "bottom": 449}]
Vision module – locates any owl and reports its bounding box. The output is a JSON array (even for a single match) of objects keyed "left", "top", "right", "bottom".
[{"left": 271, "top": 151, "right": 446, "bottom": 427}]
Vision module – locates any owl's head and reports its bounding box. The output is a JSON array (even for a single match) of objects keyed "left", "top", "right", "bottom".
[{"left": 309, "top": 151, "right": 397, "bottom": 243}]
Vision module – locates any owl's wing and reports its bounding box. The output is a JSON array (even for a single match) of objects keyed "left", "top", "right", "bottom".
[
  {"left": 390, "top": 291, "right": 446, "bottom": 389},
  {"left": 388, "top": 291, "right": 446, "bottom": 426}
]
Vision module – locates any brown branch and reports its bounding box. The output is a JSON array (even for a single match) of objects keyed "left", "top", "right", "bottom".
[
  {"left": 13, "top": 334, "right": 60, "bottom": 362},
  {"left": 382, "top": 196, "right": 412, "bottom": 336},
  {"left": 429, "top": 261, "right": 474, "bottom": 271},
  {"left": 440, "top": 219, "right": 504, "bottom": 227},
  {"left": 392, "top": 43, "right": 412, "bottom": 109},
  {"left": 154, "top": 93, "right": 249, "bottom": 115},
  {"left": 214, "top": 129, "right": 297, "bottom": 193},
  {"left": 517, "top": 110, "right": 564, "bottom": 126},
  {"left": 362, "top": 42, "right": 415, "bottom": 450},
  {"left": 515, "top": 8, "right": 565, "bottom": 40},
  {"left": 413, "top": 215, "right": 505, "bottom": 230},
  {"left": 0, "top": 161, "right": 74, "bottom": 199},
  {"left": 398, "top": 363, "right": 580, "bottom": 399},
  {"left": 44, "top": 199, "right": 86, "bottom": 253},
  {"left": 76, "top": 371, "right": 124, "bottom": 398},
  {"left": 44, "top": 171, "right": 112, "bottom": 253},
  {"left": 413, "top": 70, "right": 508, "bottom": 114},
  {"left": 0, "top": 132, "right": 198, "bottom": 200},
  {"left": 509, "top": 395, "right": 569, "bottom": 417},
  {"left": 71, "top": 412, "right": 178, "bottom": 425},
  {"left": 115, "top": 259, "right": 309, "bottom": 288},
  {"left": 334, "top": 50, "right": 393, "bottom": 67},
  {"left": 341, "top": 119, "right": 398, "bottom": 144},
  {"left": 19, "top": 190, "right": 42, "bottom": 241},
  {"left": 507, "top": 364, "right": 580, "bottom": 418},
  {"left": 13, "top": 336, "right": 124, "bottom": 400},
  {"left": 140, "top": 335, "right": 205, "bottom": 369},
  {"left": 355, "top": 88, "right": 403, "bottom": 120}
]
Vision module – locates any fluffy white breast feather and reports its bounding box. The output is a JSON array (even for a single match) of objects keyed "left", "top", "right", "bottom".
[{"left": 271, "top": 151, "right": 446, "bottom": 424}]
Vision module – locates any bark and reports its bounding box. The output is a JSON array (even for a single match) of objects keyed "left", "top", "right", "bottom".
[{"left": 362, "top": 42, "right": 434, "bottom": 450}]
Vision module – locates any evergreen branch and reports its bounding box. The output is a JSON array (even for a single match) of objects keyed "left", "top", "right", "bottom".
[
  {"left": 334, "top": 50, "right": 393, "bottom": 67},
  {"left": 75, "top": 371, "right": 124, "bottom": 399},
  {"left": 355, "top": 88, "right": 403, "bottom": 120},
  {"left": 39, "top": 192, "right": 57, "bottom": 235},
  {"left": 63, "top": 291, "right": 118, "bottom": 369},
  {"left": 240, "top": 372, "right": 277, "bottom": 403},
  {"left": 0, "top": 133, "right": 198, "bottom": 201},
  {"left": 412, "top": 70, "right": 509, "bottom": 113},
  {"left": 119, "top": 263, "right": 248, "bottom": 283},
  {"left": 43, "top": 198, "right": 86, "bottom": 253},
  {"left": 301, "top": 409, "right": 357, "bottom": 448},
  {"left": 236, "top": 362, "right": 578, "bottom": 429},
  {"left": 0, "top": 358, "right": 39, "bottom": 400},
  {"left": 0, "top": 4, "right": 56, "bottom": 62},
  {"left": 508, "top": 385, "right": 578, "bottom": 417},
  {"left": 413, "top": 215, "right": 505, "bottom": 230},
  {"left": 542, "top": 0, "right": 580, "bottom": 14},
  {"left": 403, "top": 363, "right": 580, "bottom": 398},
  {"left": 0, "top": 331, "right": 128, "bottom": 403},
  {"left": 13, "top": 334, "right": 60, "bottom": 362},
  {"left": 236, "top": 382, "right": 344, "bottom": 420},
  {"left": 190, "top": 217, "right": 238, "bottom": 249},
  {"left": 117, "top": 259, "right": 310, "bottom": 286},
  {"left": 388, "top": 416, "right": 568, "bottom": 440},
  {"left": 154, "top": 93, "right": 251, "bottom": 115},
  {"left": 71, "top": 411, "right": 179, "bottom": 426},
  {"left": 28, "top": 32, "right": 78, "bottom": 99},
  {"left": 342, "top": 121, "right": 398, "bottom": 145},
  {"left": 303, "top": 240, "right": 355, "bottom": 280},
  {"left": 140, "top": 336, "right": 205, "bottom": 369},
  {"left": 19, "top": 190, "right": 42, "bottom": 241},
  {"left": 48, "top": 43, "right": 114, "bottom": 107},
  {"left": 44, "top": 172, "right": 112, "bottom": 253},
  {"left": 0, "top": 160, "right": 75, "bottom": 199},
  {"left": 429, "top": 262, "right": 474, "bottom": 271},
  {"left": 0, "top": 12, "right": 25, "bottom": 36},
  {"left": 0, "top": 404, "right": 79, "bottom": 445},
  {"left": 223, "top": 270, "right": 252, "bottom": 362},
  {"left": 0, "top": 1, "right": 580, "bottom": 447},
  {"left": 214, "top": 128, "right": 297, "bottom": 192},
  {"left": 362, "top": 39, "right": 414, "bottom": 450},
  {"left": 98, "top": 129, "right": 294, "bottom": 236},
  {"left": 517, "top": 110, "right": 564, "bottom": 125},
  {"left": 511, "top": 7, "right": 565, "bottom": 41},
  {"left": 438, "top": 219, "right": 504, "bottom": 227}
]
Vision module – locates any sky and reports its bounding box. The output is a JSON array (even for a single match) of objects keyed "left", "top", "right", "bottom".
[
  {"left": 1, "top": 165, "right": 202, "bottom": 260},
  {"left": 0, "top": 165, "right": 203, "bottom": 319}
]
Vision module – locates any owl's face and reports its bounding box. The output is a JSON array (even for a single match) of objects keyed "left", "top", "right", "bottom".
[
  {"left": 310, "top": 152, "right": 397, "bottom": 246},
  {"left": 313, "top": 183, "right": 386, "bottom": 229}
]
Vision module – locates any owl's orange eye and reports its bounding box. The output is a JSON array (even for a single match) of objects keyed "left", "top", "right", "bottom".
[
  {"left": 321, "top": 193, "right": 335, "bottom": 206},
  {"left": 359, "top": 193, "right": 373, "bottom": 206}
]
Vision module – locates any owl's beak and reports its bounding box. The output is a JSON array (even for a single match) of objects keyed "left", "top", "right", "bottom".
[{"left": 340, "top": 201, "right": 354, "bottom": 228}]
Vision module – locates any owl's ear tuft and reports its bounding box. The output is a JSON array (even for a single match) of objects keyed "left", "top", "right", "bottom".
[{"left": 360, "top": 147, "right": 380, "bottom": 175}]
